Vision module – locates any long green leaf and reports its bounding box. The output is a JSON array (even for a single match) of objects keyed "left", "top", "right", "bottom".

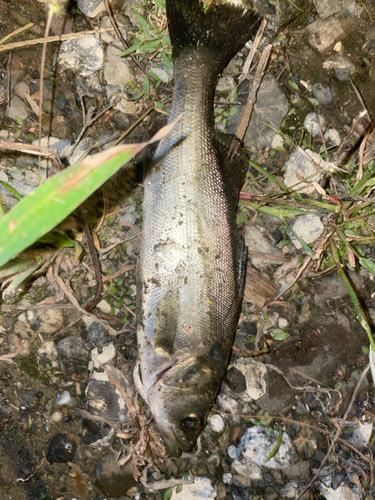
[{"left": 0, "top": 119, "right": 179, "bottom": 267}]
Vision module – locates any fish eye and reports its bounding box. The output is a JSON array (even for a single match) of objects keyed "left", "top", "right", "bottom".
[{"left": 181, "top": 414, "right": 202, "bottom": 433}]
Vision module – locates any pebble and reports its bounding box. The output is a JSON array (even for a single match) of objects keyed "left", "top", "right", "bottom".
[
  {"left": 237, "top": 426, "right": 298, "bottom": 470},
  {"left": 6, "top": 96, "right": 29, "bottom": 121},
  {"left": 306, "top": 17, "right": 345, "bottom": 53},
  {"left": 280, "top": 482, "right": 297, "bottom": 499},
  {"left": 209, "top": 414, "right": 225, "bottom": 433},
  {"left": 56, "top": 95, "right": 69, "bottom": 111},
  {"left": 313, "top": 0, "right": 342, "bottom": 19},
  {"left": 104, "top": 45, "right": 134, "bottom": 88},
  {"left": 56, "top": 390, "right": 71, "bottom": 406},
  {"left": 86, "top": 369, "right": 130, "bottom": 423},
  {"left": 278, "top": 317, "right": 289, "bottom": 329},
  {"left": 89, "top": 343, "right": 116, "bottom": 370},
  {"left": 27, "top": 308, "right": 64, "bottom": 334},
  {"left": 66, "top": 138, "right": 93, "bottom": 165},
  {"left": 86, "top": 320, "right": 111, "bottom": 349},
  {"left": 224, "top": 366, "right": 247, "bottom": 394},
  {"left": 324, "top": 128, "right": 341, "bottom": 146},
  {"left": 8, "top": 167, "right": 24, "bottom": 181},
  {"left": 216, "top": 75, "right": 235, "bottom": 92},
  {"left": 284, "top": 148, "right": 326, "bottom": 195},
  {"left": 50, "top": 411, "right": 63, "bottom": 423},
  {"left": 78, "top": 0, "right": 105, "bottom": 18},
  {"left": 230, "top": 358, "right": 267, "bottom": 400},
  {"left": 283, "top": 460, "right": 310, "bottom": 480},
  {"left": 120, "top": 212, "right": 137, "bottom": 225},
  {"left": 319, "top": 484, "right": 361, "bottom": 500},
  {"left": 24, "top": 170, "right": 40, "bottom": 186},
  {"left": 228, "top": 74, "right": 289, "bottom": 149},
  {"left": 170, "top": 477, "right": 216, "bottom": 499},
  {"left": 149, "top": 62, "right": 174, "bottom": 83},
  {"left": 217, "top": 394, "right": 242, "bottom": 415},
  {"left": 288, "top": 214, "right": 325, "bottom": 250},
  {"left": 56, "top": 335, "right": 89, "bottom": 376},
  {"left": 245, "top": 226, "right": 283, "bottom": 268},
  {"left": 46, "top": 433, "right": 76, "bottom": 464},
  {"left": 222, "top": 473, "right": 232, "bottom": 485},
  {"left": 312, "top": 82, "right": 333, "bottom": 105},
  {"left": 227, "top": 445, "right": 238, "bottom": 460},
  {"left": 37, "top": 340, "right": 58, "bottom": 366},
  {"left": 304, "top": 112, "right": 325, "bottom": 137},
  {"left": 58, "top": 36, "right": 104, "bottom": 76}
]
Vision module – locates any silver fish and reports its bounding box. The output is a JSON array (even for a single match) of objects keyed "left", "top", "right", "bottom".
[{"left": 135, "top": 0, "right": 260, "bottom": 454}]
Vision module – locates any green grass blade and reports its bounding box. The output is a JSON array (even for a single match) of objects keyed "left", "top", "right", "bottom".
[{"left": 0, "top": 118, "right": 179, "bottom": 267}]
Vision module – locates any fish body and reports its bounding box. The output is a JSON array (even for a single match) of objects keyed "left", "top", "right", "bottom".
[{"left": 136, "top": 0, "right": 260, "bottom": 454}]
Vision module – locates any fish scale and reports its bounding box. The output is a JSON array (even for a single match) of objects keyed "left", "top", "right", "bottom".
[{"left": 136, "top": 0, "right": 261, "bottom": 454}]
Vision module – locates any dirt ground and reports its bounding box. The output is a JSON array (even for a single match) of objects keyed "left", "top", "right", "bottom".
[{"left": 0, "top": 0, "right": 375, "bottom": 499}]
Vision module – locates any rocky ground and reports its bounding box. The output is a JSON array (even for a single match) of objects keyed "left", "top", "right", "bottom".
[{"left": 0, "top": 0, "right": 375, "bottom": 499}]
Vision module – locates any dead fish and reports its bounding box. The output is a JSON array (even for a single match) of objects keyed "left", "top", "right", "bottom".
[{"left": 135, "top": 0, "right": 261, "bottom": 454}]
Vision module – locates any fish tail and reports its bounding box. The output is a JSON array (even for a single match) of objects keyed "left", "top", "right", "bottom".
[{"left": 166, "top": 0, "right": 261, "bottom": 74}]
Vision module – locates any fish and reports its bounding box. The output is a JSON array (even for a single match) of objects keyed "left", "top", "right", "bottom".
[{"left": 135, "top": 0, "right": 261, "bottom": 454}]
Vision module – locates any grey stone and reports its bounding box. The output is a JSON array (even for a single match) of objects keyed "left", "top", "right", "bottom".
[
  {"left": 227, "top": 74, "right": 289, "bottom": 149},
  {"left": 288, "top": 214, "right": 325, "bottom": 250},
  {"left": 312, "top": 83, "right": 333, "bottom": 105},
  {"left": 149, "top": 62, "right": 173, "bottom": 83},
  {"left": 230, "top": 358, "right": 267, "bottom": 400},
  {"left": 58, "top": 36, "right": 104, "bottom": 76},
  {"left": 77, "top": 0, "right": 105, "bottom": 18},
  {"left": 216, "top": 76, "right": 235, "bottom": 92},
  {"left": 284, "top": 148, "right": 326, "bottom": 195},
  {"left": 304, "top": 112, "right": 325, "bottom": 137},
  {"left": 245, "top": 226, "right": 284, "bottom": 268},
  {"left": 120, "top": 212, "right": 136, "bottom": 225},
  {"left": 104, "top": 45, "right": 133, "bottom": 88},
  {"left": 56, "top": 335, "right": 89, "bottom": 376},
  {"left": 6, "top": 96, "right": 29, "bottom": 121},
  {"left": 306, "top": 17, "right": 345, "bottom": 53},
  {"left": 86, "top": 321, "right": 111, "bottom": 349},
  {"left": 8, "top": 167, "right": 24, "bottom": 181},
  {"left": 313, "top": 0, "right": 342, "bottom": 19},
  {"left": 283, "top": 460, "right": 310, "bottom": 480},
  {"left": 324, "top": 128, "right": 341, "bottom": 146},
  {"left": 335, "top": 68, "right": 351, "bottom": 81}
]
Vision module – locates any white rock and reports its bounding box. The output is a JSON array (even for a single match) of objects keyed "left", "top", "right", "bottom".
[
  {"left": 96, "top": 299, "right": 112, "bottom": 314},
  {"left": 217, "top": 394, "right": 241, "bottom": 415},
  {"left": 245, "top": 226, "right": 283, "bottom": 268},
  {"left": 0, "top": 170, "right": 9, "bottom": 182},
  {"left": 319, "top": 484, "right": 361, "bottom": 500},
  {"left": 67, "top": 138, "right": 94, "bottom": 165},
  {"left": 346, "top": 420, "right": 373, "bottom": 446},
  {"left": 237, "top": 426, "right": 298, "bottom": 470},
  {"left": 284, "top": 148, "right": 326, "bottom": 195},
  {"left": 56, "top": 390, "right": 71, "bottom": 405},
  {"left": 271, "top": 134, "right": 284, "bottom": 148},
  {"left": 209, "top": 414, "right": 225, "bottom": 433},
  {"left": 304, "top": 112, "right": 325, "bottom": 137},
  {"left": 227, "top": 445, "right": 237, "bottom": 459},
  {"left": 90, "top": 343, "right": 116, "bottom": 369},
  {"left": 280, "top": 483, "right": 297, "bottom": 499},
  {"left": 222, "top": 473, "right": 232, "bottom": 485},
  {"left": 58, "top": 36, "right": 104, "bottom": 76},
  {"left": 50, "top": 411, "right": 63, "bottom": 423},
  {"left": 288, "top": 214, "right": 325, "bottom": 250},
  {"left": 278, "top": 317, "right": 289, "bottom": 329},
  {"left": 324, "top": 128, "right": 341, "bottom": 146},
  {"left": 313, "top": 0, "right": 342, "bottom": 19},
  {"left": 170, "top": 477, "right": 216, "bottom": 499},
  {"left": 230, "top": 358, "right": 267, "bottom": 400}
]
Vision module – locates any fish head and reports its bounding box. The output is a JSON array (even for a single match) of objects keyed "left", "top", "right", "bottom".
[{"left": 146, "top": 355, "right": 217, "bottom": 455}]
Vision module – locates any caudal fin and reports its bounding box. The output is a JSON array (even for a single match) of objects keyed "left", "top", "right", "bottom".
[{"left": 166, "top": 0, "right": 261, "bottom": 73}]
